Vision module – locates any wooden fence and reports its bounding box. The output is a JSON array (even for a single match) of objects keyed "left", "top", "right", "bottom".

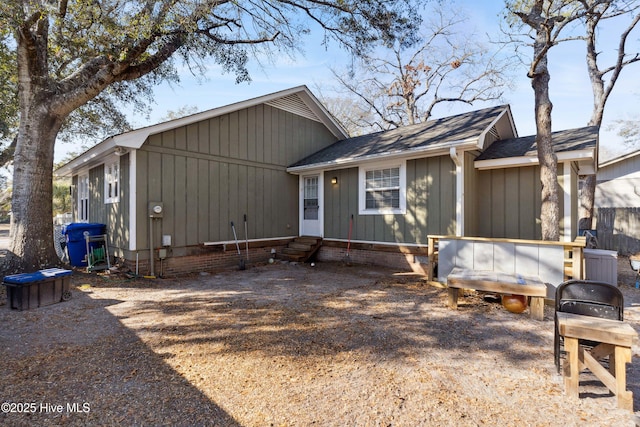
[{"left": 596, "top": 207, "right": 640, "bottom": 255}]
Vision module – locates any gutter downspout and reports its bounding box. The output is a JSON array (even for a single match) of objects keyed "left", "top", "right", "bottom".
[{"left": 450, "top": 147, "right": 464, "bottom": 237}]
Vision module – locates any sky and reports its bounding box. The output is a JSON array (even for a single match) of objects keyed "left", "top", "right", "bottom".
[{"left": 55, "top": 0, "right": 640, "bottom": 163}]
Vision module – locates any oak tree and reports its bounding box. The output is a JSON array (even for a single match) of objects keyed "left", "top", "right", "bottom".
[{"left": 0, "top": 0, "right": 419, "bottom": 272}]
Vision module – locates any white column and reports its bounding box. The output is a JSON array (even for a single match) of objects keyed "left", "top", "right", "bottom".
[
  {"left": 562, "top": 161, "right": 572, "bottom": 242},
  {"left": 129, "top": 150, "right": 137, "bottom": 251},
  {"left": 450, "top": 147, "right": 464, "bottom": 236}
]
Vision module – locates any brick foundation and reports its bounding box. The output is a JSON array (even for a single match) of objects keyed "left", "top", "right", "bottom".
[
  {"left": 316, "top": 244, "right": 430, "bottom": 275},
  {"left": 120, "top": 238, "right": 431, "bottom": 277},
  {"left": 122, "top": 243, "right": 288, "bottom": 276}
]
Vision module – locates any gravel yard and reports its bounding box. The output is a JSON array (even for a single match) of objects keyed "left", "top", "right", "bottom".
[{"left": 1, "top": 257, "right": 640, "bottom": 426}]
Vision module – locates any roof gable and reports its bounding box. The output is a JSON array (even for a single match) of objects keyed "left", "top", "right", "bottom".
[
  {"left": 55, "top": 86, "right": 347, "bottom": 177},
  {"left": 474, "top": 126, "right": 598, "bottom": 173}
]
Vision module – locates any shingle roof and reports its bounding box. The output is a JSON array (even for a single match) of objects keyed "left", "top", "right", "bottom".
[
  {"left": 476, "top": 126, "right": 598, "bottom": 161},
  {"left": 289, "top": 105, "right": 509, "bottom": 169}
]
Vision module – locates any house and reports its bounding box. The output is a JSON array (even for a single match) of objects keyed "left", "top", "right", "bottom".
[
  {"left": 594, "top": 150, "right": 640, "bottom": 254},
  {"left": 56, "top": 86, "right": 598, "bottom": 275},
  {"left": 290, "top": 112, "right": 597, "bottom": 271},
  {"left": 55, "top": 86, "right": 347, "bottom": 274}
]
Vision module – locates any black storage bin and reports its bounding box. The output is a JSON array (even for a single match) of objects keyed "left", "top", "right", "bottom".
[{"left": 2, "top": 268, "right": 72, "bottom": 310}]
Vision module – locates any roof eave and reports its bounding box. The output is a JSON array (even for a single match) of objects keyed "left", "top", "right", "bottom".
[
  {"left": 474, "top": 148, "right": 595, "bottom": 170},
  {"left": 599, "top": 148, "right": 640, "bottom": 169},
  {"left": 287, "top": 139, "right": 479, "bottom": 174},
  {"left": 54, "top": 137, "right": 118, "bottom": 178},
  {"left": 56, "top": 85, "right": 348, "bottom": 177}
]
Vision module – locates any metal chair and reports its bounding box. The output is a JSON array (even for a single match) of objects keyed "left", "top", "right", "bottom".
[{"left": 554, "top": 279, "right": 624, "bottom": 373}]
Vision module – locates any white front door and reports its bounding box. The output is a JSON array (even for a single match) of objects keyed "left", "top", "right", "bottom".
[{"left": 301, "top": 174, "right": 322, "bottom": 237}]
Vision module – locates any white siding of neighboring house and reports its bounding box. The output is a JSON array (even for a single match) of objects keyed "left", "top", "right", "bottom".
[{"left": 596, "top": 152, "right": 640, "bottom": 208}]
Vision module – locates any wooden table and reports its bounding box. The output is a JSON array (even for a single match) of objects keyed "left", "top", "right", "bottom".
[
  {"left": 557, "top": 312, "right": 638, "bottom": 411},
  {"left": 447, "top": 268, "right": 548, "bottom": 321}
]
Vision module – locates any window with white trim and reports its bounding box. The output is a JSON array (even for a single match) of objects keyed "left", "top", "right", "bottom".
[
  {"left": 359, "top": 161, "right": 406, "bottom": 215},
  {"left": 78, "top": 174, "right": 89, "bottom": 222},
  {"left": 104, "top": 160, "right": 120, "bottom": 203}
]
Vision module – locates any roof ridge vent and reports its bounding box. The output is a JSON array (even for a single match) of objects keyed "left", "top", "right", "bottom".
[{"left": 266, "top": 94, "right": 321, "bottom": 122}]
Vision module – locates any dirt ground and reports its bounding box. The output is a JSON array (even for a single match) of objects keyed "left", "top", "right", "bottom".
[{"left": 1, "top": 256, "right": 640, "bottom": 426}]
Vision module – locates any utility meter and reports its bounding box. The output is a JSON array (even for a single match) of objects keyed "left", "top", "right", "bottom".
[{"left": 148, "top": 201, "right": 164, "bottom": 218}]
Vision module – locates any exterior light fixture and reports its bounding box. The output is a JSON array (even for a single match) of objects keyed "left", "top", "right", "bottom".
[{"left": 331, "top": 177, "right": 338, "bottom": 185}]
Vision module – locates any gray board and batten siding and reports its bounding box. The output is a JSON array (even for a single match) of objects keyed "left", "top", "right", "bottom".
[
  {"left": 70, "top": 157, "right": 130, "bottom": 259},
  {"left": 291, "top": 105, "right": 516, "bottom": 246},
  {"left": 475, "top": 165, "right": 543, "bottom": 240},
  {"left": 134, "top": 103, "right": 339, "bottom": 255},
  {"left": 323, "top": 155, "right": 457, "bottom": 245},
  {"left": 473, "top": 126, "right": 597, "bottom": 242},
  {"left": 473, "top": 162, "right": 581, "bottom": 241}
]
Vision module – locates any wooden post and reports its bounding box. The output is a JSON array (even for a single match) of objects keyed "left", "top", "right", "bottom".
[
  {"left": 572, "top": 245, "right": 583, "bottom": 279},
  {"left": 615, "top": 345, "right": 633, "bottom": 411},
  {"left": 529, "top": 297, "right": 545, "bottom": 321},
  {"left": 427, "top": 236, "right": 437, "bottom": 282},
  {"left": 564, "top": 336, "right": 580, "bottom": 398}
]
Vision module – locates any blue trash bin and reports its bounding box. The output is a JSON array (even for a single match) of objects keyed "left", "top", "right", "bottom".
[{"left": 63, "top": 223, "right": 106, "bottom": 267}]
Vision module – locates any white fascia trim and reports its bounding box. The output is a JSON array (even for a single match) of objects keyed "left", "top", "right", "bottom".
[
  {"left": 203, "top": 235, "right": 298, "bottom": 246},
  {"left": 599, "top": 149, "right": 640, "bottom": 168},
  {"left": 129, "top": 150, "right": 137, "bottom": 252},
  {"left": 287, "top": 139, "right": 478, "bottom": 174},
  {"left": 54, "top": 137, "right": 117, "bottom": 177},
  {"left": 476, "top": 106, "right": 517, "bottom": 150},
  {"left": 474, "top": 149, "right": 595, "bottom": 170},
  {"left": 324, "top": 237, "right": 427, "bottom": 248}
]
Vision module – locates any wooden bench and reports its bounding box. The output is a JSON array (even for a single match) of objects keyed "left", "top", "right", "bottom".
[
  {"left": 447, "top": 268, "right": 547, "bottom": 320},
  {"left": 557, "top": 312, "right": 638, "bottom": 411},
  {"left": 427, "top": 235, "right": 586, "bottom": 300}
]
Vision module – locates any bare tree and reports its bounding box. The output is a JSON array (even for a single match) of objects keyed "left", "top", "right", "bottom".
[
  {"left": 577, "top": 0, "right": 640, "bottom": 231},
  {"left": 611, "top": 114, "right": 640, "bottom": 148},
  {"left": 507, "top": 0, "right": 586, "bottom": 241},
  {"left": 313, "top": 95, "right": 372, "bottom": 137},
  {"left": 328, "top": 5, "right": 513, "bottom": 133},
  {"left": 0, "top": 0, "right": 420, "bottom": 272},
  {"left": 507, "top": 1, "right": 640, "bottom": 237}
]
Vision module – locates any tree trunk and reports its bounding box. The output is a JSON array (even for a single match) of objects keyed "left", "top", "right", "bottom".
[
  {"left": 532, "top": 42, "right": 560, "bottom": 241},
  {"left": 578, "top": 174, "right": 596, "bottom": 231},
  {"left": 9, "top": 107, "right": 63, "bottom": 272},
  {"left": 5, "top": 16, "right": 65, "bottom": 273},
  {"left": 578, "top": 17, "right": 604, "bottom": 233}
]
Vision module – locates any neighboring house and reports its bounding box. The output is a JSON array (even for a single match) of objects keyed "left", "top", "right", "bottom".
[
  {"left": 594, "top": 150, "right": 640, "bottom": 254},
  {"left": 56, "top": 85, "right": 597, "bottom": 275}
]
